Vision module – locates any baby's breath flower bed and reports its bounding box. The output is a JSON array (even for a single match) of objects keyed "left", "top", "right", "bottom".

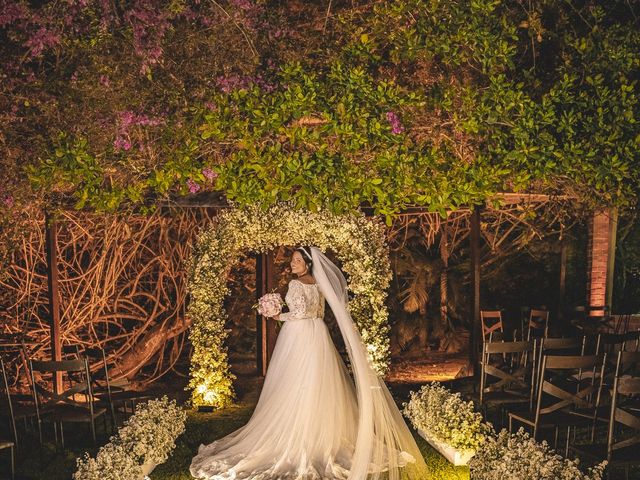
[
  {"left": 187, "top": 202, "right": 393, "bottom": 407},
  {"left": 469, "top": 428, "right": 607, "bottom": 480},
  {"left": 403, "top": 382, "right": 491, "bottom": 454},
  {"left": 73, "top": 396, "right": 186, "bottom": 480},
  {"left": 404, "top": 382, "right": 609, "bottom": 479}
]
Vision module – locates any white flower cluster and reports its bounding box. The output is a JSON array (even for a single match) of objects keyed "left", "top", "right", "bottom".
[
  {"left": 469, "top": 428, "right": 607, "bottom": 480},
  {"left": 73, "top": 396, "right": 187, "bottom": 480},
  {"left": 187, "top": 202, "right": 392, "bottom": 407},
  {"left": 257, "top": 292, "right": 284, "bottom": 317},
  {"left": 404, "top": 383, "right": 607, "bottom": 479},
  {"left": 403, "top": 382, "right": 492, "bottom": 452}
]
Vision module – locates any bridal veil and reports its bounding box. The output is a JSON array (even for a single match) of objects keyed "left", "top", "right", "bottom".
[{"left": 307, "top": 246, "right": 429, "bottom": 480}]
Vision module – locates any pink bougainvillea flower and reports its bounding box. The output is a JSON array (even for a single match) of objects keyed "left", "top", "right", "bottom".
[
  {"left": 386, "top": 111, "right": 405, "bottom": 134},
  {"left": 2, "top": 195, "right": 14, "bottom": 208},
  {"left": 187, "top": 179, "right": 201, "bottom": 193},
  {"left": 202, "top": 167, "right": 218, "bottom": 181},
  {"left": 113, "top": 136, "right": 131, "bottom": 151}
]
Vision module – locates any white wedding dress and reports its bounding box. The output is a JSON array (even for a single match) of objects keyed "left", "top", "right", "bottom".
[
  {"left": 190, "top": 279, "right": 362, "bottom": 479},
  {"left": 191, "top": 247, "right": 429, "bottom": 480}
]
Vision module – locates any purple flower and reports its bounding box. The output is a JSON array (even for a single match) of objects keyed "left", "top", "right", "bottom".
[
  {"left": 202, "top": 167, "right": 218, "bottom": 181},
  {"left": 113, "top": 136, "right": 132, "bottom": 151},
  {"left": 99, "top": 74, "right": 110, "bottom": 87},
  {"left": 386, "top": 111, "right": 405, "bottom": 134},
  {"left": 24, "top": 27, "right": 61, "bottom": 58},
  {"left": 204, "top": 101, "right": 216, "bottom": 111},
  {"left": 0, "top": 3, "right": 28, "bottom": 28},
  {"left": 2, "top": 195, "right": 14, "bottom": 208},
  {"left": 118, "top": 110, "right": 165, "bottom": 128},
  {"left": 187, "top": 179, "right": 201, "bottom": 194},
  {"left": 216, "top": 74, "right": 276, "bottom": 93},
  {"left": 230, "top": 0, "right": 254, "bottom": 9}
]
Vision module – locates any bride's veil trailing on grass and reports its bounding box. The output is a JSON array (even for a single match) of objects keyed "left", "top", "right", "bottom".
[{"left": 308, "top": 246, "right": 429, "bottom": 480}]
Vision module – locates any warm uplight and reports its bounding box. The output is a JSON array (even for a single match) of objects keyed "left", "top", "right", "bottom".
[{"left": 197, "top": 384, "right": 218, "bottom": 405}]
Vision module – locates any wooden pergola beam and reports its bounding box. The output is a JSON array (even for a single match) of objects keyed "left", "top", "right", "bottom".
[
  {"left": 44, "top": 211, "right": 63, "bottom": 394},
  {"left": 470, "top": 206, "right": 481, "bottom": 376}
]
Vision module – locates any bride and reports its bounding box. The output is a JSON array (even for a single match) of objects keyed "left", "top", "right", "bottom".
[{"left": 190, "top": 246, "right": 429, "bottom": 480}]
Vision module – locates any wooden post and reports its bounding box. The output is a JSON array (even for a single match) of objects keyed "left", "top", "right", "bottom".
[
  {"left": 256, "top": 251, "right": 278, "bottom": 377},
  {"left": 256, "top": 253, "right": 266, "bottom": 375},
  {"left": 44, "top": 211, "right": 63, "bottom": 394},
  {"left": 470, "top": 206, "right": 481, "bottom": 376},
  {"left": 265, "top": 250, "right": 278, "bottom": 365},
  {"left": 606, "top": 207, "right": 618, "bottom": 311},
  {"left": 558, "top": 235, "right": 567, "bottom": 323}
]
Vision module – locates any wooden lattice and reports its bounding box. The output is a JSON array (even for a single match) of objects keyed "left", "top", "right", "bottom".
[{"left": 0, "top": 207, "right": 217, "bottom": 390}]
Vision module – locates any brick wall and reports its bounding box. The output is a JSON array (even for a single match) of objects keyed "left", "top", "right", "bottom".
[{"left": 587, "top": 211, "right": 611, "bottom": 312}]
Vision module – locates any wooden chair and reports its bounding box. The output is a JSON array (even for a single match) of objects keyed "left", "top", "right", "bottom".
[
  {"left": 82, "top": 347, "right": 121, "bottom": 429},
  {"left": 60, "top": 344, "right": 152, "bottom": 425},
  {"left": 509, "top": 354, "right": 606, "bottom": 456},
  {"left": 29, "top": 358, "right": 106, "bottom": 447},
  {"left": 571, "top": 374, "right": 640, "bottom": 480},
  {"left": 83, "top": 347, "right": 153, "bottom": 420},
  {"left": 527, "top": 309, "right": 550, "bottom": 340},
  {"left": 532, "top": 337, "right": 585, "bottom": 401},
  {"left": 480, "top": 340, "right": 536, "bottom": 418},
  {"left": 573, "top": 305, "right": 611, "bottom": 334},
  {"left": 594, "top": 350, "right": 640, "bottom": 425},
  {"left": 0, "top": 359, "right": 16, "bottom": 479},
  {"left": 596, "top": 332, "right": 640, "bottom": 357},
  {"left": 613, "top": 314, "right": 632, "bottom": 335},
  {"left": 481, "top": 310, "right": 504, "bottom": 340}
]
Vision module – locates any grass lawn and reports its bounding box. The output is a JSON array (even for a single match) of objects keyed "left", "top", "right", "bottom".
[{"left": 6, "top": 393, "right": 469, "bottom": 479}]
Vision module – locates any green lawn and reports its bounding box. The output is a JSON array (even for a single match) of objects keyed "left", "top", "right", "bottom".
[{"left": 8, "top": 397, "right": 469, "bottom": 479}]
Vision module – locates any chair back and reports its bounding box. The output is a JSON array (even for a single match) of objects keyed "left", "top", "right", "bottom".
[
  {"left": 613, "top": 350, "right": 640, "bottom": 378},
  {"left": 62, "top": 344, "right": 81, "bottom": 359},
  {"left": 527, "top": 309, "right": 549, "bottom": 340},
  {"left": 613, "top": 314, "right": 632, "bottom": 335},
  {"left": 607, "top": 375, "right": 640, "bottom": 461},
  {"left": 536, "top": 336, "right": 584, "bottom": 383},
  {"left": 83, "top": 347, "right": 114, "bottom": 397},
  {"left": 540, "top": 337, "right": 583, "bottom": 352},
  {"left": 481, "top": 310, "right": 504, "bottom": 340},
  {"left": 535, "top": 354, "right": 606, "bottom": 428},
  {"left": 29, "top": 358, "right": 97, "bottom": 418},
  {"left": 480, "top": 340, "right": 535, "bottom": 405},
  {"left": 596, "top": 332, "right": 640, "bottom": 356}
]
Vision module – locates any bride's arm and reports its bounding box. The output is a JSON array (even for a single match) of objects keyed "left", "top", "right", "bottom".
[{"left": 274, "top": 281, "right": 305, "bottom": 321}]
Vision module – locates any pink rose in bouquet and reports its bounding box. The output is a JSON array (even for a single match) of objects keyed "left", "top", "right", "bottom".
[{"left": 256, "top": 292, "right": 285, "bottom": 318}]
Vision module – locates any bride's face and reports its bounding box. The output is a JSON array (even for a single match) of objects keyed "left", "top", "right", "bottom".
[{"left": 290, "top": 251, "right": 307, "bottom": 276}]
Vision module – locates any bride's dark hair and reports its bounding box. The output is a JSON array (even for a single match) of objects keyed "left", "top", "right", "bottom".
[{"left": 295, "top": 247, "right": 313, "bottom": 275}]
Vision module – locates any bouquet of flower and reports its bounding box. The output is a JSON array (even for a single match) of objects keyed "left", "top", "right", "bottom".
[{"left": 255, "top": 292, "right": 285, "bottom": 318}]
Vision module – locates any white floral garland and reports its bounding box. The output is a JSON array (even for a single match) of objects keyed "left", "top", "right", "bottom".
[
  {"left": 73, "top": 396, "right": 187, "bottom": 480},
  {"left": 187, "top": 202, "right": 392, "bottom": 408}
]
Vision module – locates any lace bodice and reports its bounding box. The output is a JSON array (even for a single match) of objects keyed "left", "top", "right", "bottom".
[{"left": 279, "top": 279, "right": 325, "bottom": 321}]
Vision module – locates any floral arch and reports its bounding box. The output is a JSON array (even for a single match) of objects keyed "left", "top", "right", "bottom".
[{"left": 186, "top": 203, "right": 393, "bottom": 408}]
